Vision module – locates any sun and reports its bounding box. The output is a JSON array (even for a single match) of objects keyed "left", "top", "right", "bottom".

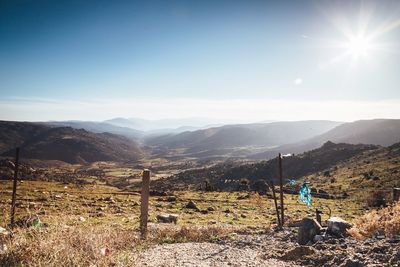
[{"left": 345, "top": 35, "right": 371, "bottom": 58}]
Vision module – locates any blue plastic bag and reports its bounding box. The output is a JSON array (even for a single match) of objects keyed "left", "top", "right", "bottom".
[{"left": 299, "top": 181, "right": 312, "bottom": 206}]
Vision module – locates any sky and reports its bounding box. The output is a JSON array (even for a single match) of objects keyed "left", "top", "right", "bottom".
[{"left": 1, "top": 0, "right": 400, "bottom": 123}]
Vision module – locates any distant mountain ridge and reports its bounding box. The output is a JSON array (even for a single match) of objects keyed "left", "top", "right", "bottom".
[
  {"left": 104, "top": 117, "right": 233, "bottom": 132},
  {"left": 145, "top": 120, "right": 343, "bottom": 157},
  {"left": 42, "top": 121, "right": 144, "bottom": 140},
  {"left": 250, "top": 119, "right": 400, "bottom": 160},
  {"left": 0, "top": 121, "right": 143, "bottom": 164}
]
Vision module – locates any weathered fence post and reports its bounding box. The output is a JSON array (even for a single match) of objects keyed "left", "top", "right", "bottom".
[
  {"left": 140, "top": 169, "right": 150, "bottom": 239},
  {"left": 10, "top": 147, "right": 20, "bottom": 227},
  {"left": 278, "top": 153, "right": 284, "bottom": 226},
  {"left": 393, "top": 188, "right": 400, "bottom": 202},
  {"left": 270, "top": 180, "right": 281, "bottom": 228}
]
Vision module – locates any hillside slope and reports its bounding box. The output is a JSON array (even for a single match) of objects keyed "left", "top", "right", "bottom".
[
  {"left": 153, "top": 142, "right": 378, "bottom": 191},
  {"left": 145, "top": 121, "right": 342, "bottom": 157},
  {"left": 0, "top": 121, "right": 143, "bottom": 164},
  {"left": 43, "top": 121, "right": 144, "bottom": 140},
  {"left": 0, "top": 121, "right": 49, "bottom": 153},
  {"left": 251, "top": 119, "right": 400, "bottom": 160}
]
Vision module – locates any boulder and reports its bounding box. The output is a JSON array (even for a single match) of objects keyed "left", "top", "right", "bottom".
[
  {"left": 156, "top": 214, "right": 178, "bottom": 224},
  {"left": 298, "top": 218, "right": 322, "bottom": 245},
  {"left": 166, "top": 196, "right": 177, "bottom": 202},
  {"left": 327, "top": 217, "right": 352, "bottom": 237},
  {"left": 185, "top": 200, "right": 198, "bottom": 210}
]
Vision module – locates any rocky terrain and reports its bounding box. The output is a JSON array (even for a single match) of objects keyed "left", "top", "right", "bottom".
[{"left": 135, "top": 227, "right": 399, "bottom": 267}]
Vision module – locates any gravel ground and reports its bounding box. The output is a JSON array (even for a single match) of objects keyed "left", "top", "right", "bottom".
[
  {"left": 135, "top": 242, "right": 299, "bottom": 267},
  {"left": 134, "top": 228, "right": 400, "bottom": 267}
]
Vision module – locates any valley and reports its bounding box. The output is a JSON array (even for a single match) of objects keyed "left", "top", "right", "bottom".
[{"left": 0, "top": 118, "right": 399, "bottom": 266}]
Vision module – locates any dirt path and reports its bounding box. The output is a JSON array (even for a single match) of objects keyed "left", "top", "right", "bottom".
[
  {"left": 134, "top": 229, "right": 400, "bottom": 267},
  {"left": 135, "top": 242, "right": 298, "bottom": 267}
]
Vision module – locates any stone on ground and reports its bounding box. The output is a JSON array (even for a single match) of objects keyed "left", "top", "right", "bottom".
[
  {"left": 297, "top": 218, "right": 322, "bottom": 245},
  {"left": 157, "top": 214, "right": 179, "bottom": 224},
  {"left": 327, "top": 217, "right": 352, "bottom": 237}
]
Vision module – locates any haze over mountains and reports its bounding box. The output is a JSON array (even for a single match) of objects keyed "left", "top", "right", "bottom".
[
  {"left": 0, "top": 118, "right": 400, "bottom": 163},
  {"left": 251, "top": 119, "right": 400, "bottom": 160}
]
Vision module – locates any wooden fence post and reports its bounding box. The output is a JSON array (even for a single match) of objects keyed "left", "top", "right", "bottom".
[
  {"left": 10, "top": 147, "right": 20, "bottom": 227},
  {"left": 140, "top": 169, "right": 150, "bottom": 239},
  {"left": 393, "top": 188, "right": 400, "bottom": 202},
  {"left": 270, "top": 180, "right": 281, "bottom": 228},
  {"left": 278, "top": 153, "right": 284, "bottom": 226}
]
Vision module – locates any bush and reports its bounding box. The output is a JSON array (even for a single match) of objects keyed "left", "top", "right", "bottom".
[
  {"left": 367, "top": 190, "right": 389, "bottom": 207},
  {"left": 349, "top": 202, "right": 400, "bottom": 239},
  {"left": 250, "top": 179, "right": 269, "bottom": 195}
]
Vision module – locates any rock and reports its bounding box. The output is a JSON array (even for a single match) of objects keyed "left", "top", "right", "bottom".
[
  {"left": 340, "top": 258, "right": 365, "bottom": 267},
  {"left": 200, "top": 210, "right": 208, "bottom": 214},
  {"left": 100, "top": 247, "right": 110, "bottom": 256},
  {"left": 240, "top": 214, "right": 247, "bottom": 218},
  {"left": 104, "top": 196, "right": 115, "bottom": 203},
  {"left": 0, "top": 227, "right": 10, "bottom": 237},
  {"left": 313, "top": 235, "right": 324, "bottom": 242},
  {"left": 166, "top": 196, "right": 176, "bottom": 202},
  {"left": 327, "top": 217, "right": 352, "bottom": 237},
  {"left": 207, "top": 206, "right": 215, "bottom": 211},
  {"left": 157, "top": 214, "right": 178, "bottom": 224},
  {"left": 298, "top": 218, "right": 322, "bottom": 245},
  {"left": 185, "top": 200, "right": 198, "bottom": 210},
  {"left": 79, "top": 216, "right": 86, "bottom": 222},
  {"left": 281, "top": 246, "right": 316, "bottom": 261},
  {"left": 0, "top": 243, "right": 7, "bottom": 254}
]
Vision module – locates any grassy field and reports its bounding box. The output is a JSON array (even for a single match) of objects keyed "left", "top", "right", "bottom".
[{"left": 0, "top": 179, "right": 365, "bottom": 229}]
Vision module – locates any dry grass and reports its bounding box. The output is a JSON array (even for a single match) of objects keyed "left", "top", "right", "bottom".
[
  {"left": 348, "top": 201, "right": 400, "bottom": 239},
  {"left": 0, "top": 216, "right": 255, "bottom": 267},
  {"left": 1, "top": 222, "right": 139, "bottom": 266}
]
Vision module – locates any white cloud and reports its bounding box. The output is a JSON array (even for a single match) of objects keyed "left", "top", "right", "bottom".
[{"left": 294, "top": 78, "right": 303, "bottom": 85}]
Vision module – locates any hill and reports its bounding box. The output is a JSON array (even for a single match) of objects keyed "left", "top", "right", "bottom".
[
  {"left": 145, "top": 120, "right": 342, "bottom": 158},
  {"left": 250, "top": 119, "right": 400, "bottom": 160},
  {"left": 153, "top": 142, "right": 379, "bottom": 191},
  {"left": 0, "top": 121, "right": 49, "bottom": 153},
  {"left": 43, "top": 121, "right": 144, "bottom": 140},
  {"left": 0, "top": 121, "right": 143, "bottom": 164}
]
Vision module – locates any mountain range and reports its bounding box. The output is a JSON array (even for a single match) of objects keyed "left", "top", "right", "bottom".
[{"left": 0, "top": 118, "right": 399, "bottom": 163}]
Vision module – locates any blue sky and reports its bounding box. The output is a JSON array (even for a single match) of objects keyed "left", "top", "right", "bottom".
[{"left": 1, "top": 0, "right": 400, "bottom": 122}]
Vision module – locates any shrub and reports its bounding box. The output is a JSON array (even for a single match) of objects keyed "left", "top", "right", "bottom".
[
  {"left": 348, "top": 202, "right": 400, "bottom": 239},
  {"left": 367, "top": 190, "right": 389, "bottom": 207},
  {"left": 250, "top": 179, "right": 269, "bottom": 195}
]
